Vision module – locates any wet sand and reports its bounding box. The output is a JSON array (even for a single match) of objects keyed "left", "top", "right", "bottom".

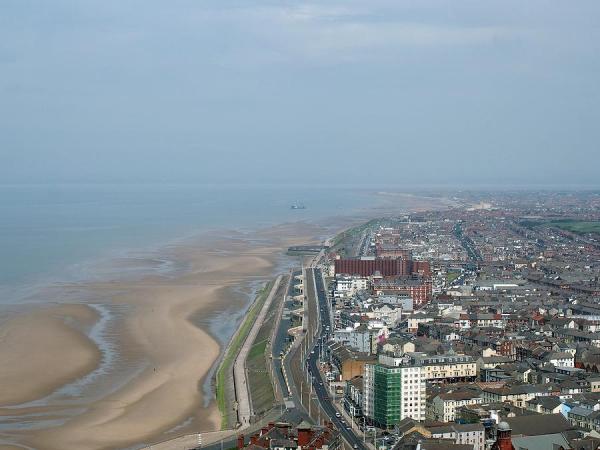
[
  {"left": 0, "top": 193, "right": 452, "bottom": 449},
  {"left": 0, "top": 304, "right": 100, "bottom": 406},
  {"left": 0, "top": 222, "right": 323, "bottom": 450}
]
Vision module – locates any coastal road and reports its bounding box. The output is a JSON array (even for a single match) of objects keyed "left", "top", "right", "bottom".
[
  {"left": 189, "top": 269, "right": 309, "bottom": 450},
  {"left": 270, "top": 270, "right": 300, "bottom": 399},
  {"left": 197, "top": 267, "right": 365, "bottom": 450},
  {"left": 304, "top": 268, "right": 368, "bottom": 450}
]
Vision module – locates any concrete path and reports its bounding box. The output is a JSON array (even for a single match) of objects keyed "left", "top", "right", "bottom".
[
  {"left": 234, "top": 275, "right": 282, "bottom": 427},
  {"left": 142, "top": 429, "right": 235, "bottom": 450}
]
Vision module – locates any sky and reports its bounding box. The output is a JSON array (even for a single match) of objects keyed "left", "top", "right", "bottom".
[{"left": 1, "top": 0, "right": 599, "bottom": 187}]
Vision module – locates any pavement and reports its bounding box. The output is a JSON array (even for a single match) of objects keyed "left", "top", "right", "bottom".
[
  {"left": 154, "top": 270, "right": 302, "bottom": 450},
  {"left": 234, "top": 275, "right": 282, "bottom": 427},
  {"left": 184, "top": 257, "right": 371, "bottom": 450},
  {"left": 270, "top": 270, "right": 300, "bottom": 399},
  {"left": 143, "top": 430, "right": 237, "bottom": 450}
]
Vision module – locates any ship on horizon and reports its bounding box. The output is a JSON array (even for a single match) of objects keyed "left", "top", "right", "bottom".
[{"left": 290, "top": 202, "right": 306, "bottom": 210}]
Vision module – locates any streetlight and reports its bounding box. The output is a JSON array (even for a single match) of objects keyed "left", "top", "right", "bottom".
[{"left": 363, "top": 418, "right": 366, "bottom": 444}]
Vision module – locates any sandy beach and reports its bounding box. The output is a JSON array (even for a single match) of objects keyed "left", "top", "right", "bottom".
[
  {"left": 0, "top": 191, "right": 451, "bottom": 450},
  {"left": 0, "top": 303, "right": 100, "bottom": 406},
  {"left": 0, "top": 222, "right": 323, "bottom": 450}
]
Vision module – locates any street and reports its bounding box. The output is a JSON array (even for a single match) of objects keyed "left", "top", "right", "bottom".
[{"left": 304, "top": 268, "right": 368, "bottom": 450}]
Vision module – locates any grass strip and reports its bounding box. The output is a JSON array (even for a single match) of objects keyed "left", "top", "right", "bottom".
[{"left": 215, "top": 280, "right": 274, "bottom": 429}]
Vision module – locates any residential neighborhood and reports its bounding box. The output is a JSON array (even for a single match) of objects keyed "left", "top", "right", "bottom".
[{"left": 303, "top": 192, "right": 600, "bottom": 450}]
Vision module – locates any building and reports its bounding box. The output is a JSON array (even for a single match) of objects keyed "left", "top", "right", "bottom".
[
  {"left": 458, "top": 313, "right": 505, "bottom": 330},
  {"left": 511, "top": 434, "right": 572, "bottom": 450},
  {"left": 545, "top": 351, "right": 575, "bottom": 368},
  {"left": 364, "top": 303, "right": 403, "bottom": 328},
  {"left": 372, "top": 277, "right": 432, "bottom": 306},
  {"left": 480, "top": 385, "right": 550, "bottom": 408},
  {"left": 375, "top": 245, "right": 411, "bottom": 259},
  {"left": 343, "top": 376, "right": 363, "bottom": 419},
  {"left": 334, "top": 258, "right": 430, "bottom": 278},
  {"left": 505, "top": 413, "right": 575, "bottom": 436},
  {"left": 333, "top": 326, "right": 374, "bottom": 354},
  {"left": 237, "top": 421, "right": 341, "bottom": 450},
  {"left": 428, "top": 423, "right": 486, "bottom": 450},
  {"left": 334, "top": 276, "right": 369, "bottom": 299},
  {"left": 333, "top": 323, "right": 388, "bottom": 355},
  {"left": 329, "top": 342, "right": 376, "bottom": 381},
  {"left": 409, "top": 352, "right": 477, "bottom": 383},
  {"left": 491, "top": 422, "right": 514, "bottom": 450},
  {"left": 429, "top": 390, "right": 484, "bottom": 423},
  {"left": 525, "top": 396, "right": 567, "bottom": 417},
  {"left": 363, "top": 357, "right": 426, "bottom": 428},
  {"left": 377, "top": 294, "right": 414, "bottom": 311},
  {"left": 568, "top": 406, "right": 600, "bottom": 432},
  {"left": 407, "top": 313, "right": 436, "bottom": 332}
]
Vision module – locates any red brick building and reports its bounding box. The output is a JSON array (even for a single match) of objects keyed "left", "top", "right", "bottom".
[
  {"left": 491, "top": 422, "right": 514, "bottom": 450},
  {"left": 237, "top": 421, "right": 341, "bottom": 450},
  {"left": 372, "top": 277, "right": 432, "bottom": 306},
  {"left": 374, "top": 244, "right": 411, "bottom": 259},
  {"left": 334, "top": 258, "right": 430, "bottom": 278}
]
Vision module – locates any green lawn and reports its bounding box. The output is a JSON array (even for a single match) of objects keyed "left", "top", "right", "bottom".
[
  {"left": 248, "top": 339, "right": 267, "bottom": 360},
  {"left": 246, "top": 337, "right": 274, "bottom": 416},
  {"left": 214, "top": 280, "right": 274, "bottom": 429},
  {"left": 246, "top": 279, "right": 289, "bottom": 417},
  {"left": 446, "top": 272, "right": 460, "bottom": 283},
  {"left": 548, "top": 220, "right": 600, "bottom": 235}
]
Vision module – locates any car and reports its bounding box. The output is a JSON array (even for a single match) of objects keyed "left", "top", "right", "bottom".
[
  {"left": 319, "top": 381, "right": 323, "bottom": 386},
  {"left": 335, "top": 412, "right": 341, "bottom": 417},
  {"left": 353, "top": 445, "right": 358, "bottom": 449}
]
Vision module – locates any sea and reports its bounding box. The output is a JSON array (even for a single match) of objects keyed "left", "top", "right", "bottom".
[
  {"left": 0, "top": 183, "right": 389, "bottom": 305},
  {"left": 0, "top": 183, "right": 432, "bottom": 444}
]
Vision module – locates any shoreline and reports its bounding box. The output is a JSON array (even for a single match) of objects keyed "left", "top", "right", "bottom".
[
  {"left": 0, "top": 194, "right": 453, "bottom": 449},
  {"left": 0, "top": 303, "right": 101, "bottom": 407},
  {"left": 0, "top": 223, "right": 324, "bottom": 450}
]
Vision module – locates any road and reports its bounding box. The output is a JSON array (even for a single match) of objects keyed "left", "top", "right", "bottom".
[
  {"left": 453, "top": 222, "right": 482, "bottom": 261},
  {"left": 270, "top": 270, "right": 300, "bottom": 399},
  {"left": 199, "top": 266, "right": 368, "bottom": 450},
  {"left": 304, "top": 268, "right": 368, "bottom": 450}
]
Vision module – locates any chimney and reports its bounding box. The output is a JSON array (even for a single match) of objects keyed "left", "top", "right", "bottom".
[
  {"left": 237, "top": 434, "right": 245, "bottom": 450},
  {"left": 492, "top": 422, "right": 515, "bottom": 450}
]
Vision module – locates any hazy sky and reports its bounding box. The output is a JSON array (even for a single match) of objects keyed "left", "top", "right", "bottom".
[{"left": 1, "top": 1, "right": 599, "bottom": 186}]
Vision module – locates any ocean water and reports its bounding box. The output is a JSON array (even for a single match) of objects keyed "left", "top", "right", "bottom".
[
  {"left": 0, "top": 183, "right": 426, "bottom": 443},
  {"left": 0, "top": 183, "right": 381, "bottom": 304}
]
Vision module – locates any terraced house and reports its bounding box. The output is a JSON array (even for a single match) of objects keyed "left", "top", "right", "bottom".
[
  {"left": 428, "top": 389, "right": 484, "bottom": 422},
  {"left": 409, "top": 352, "right": 477, "bottom": 383}
]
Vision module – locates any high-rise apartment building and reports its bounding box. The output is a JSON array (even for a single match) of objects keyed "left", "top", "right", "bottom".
[{"left": 363, "top": 355, "right": 426, "bottom": 428}]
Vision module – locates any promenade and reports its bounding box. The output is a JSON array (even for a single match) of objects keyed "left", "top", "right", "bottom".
[{"left": 234, "top": 275, "right": 282, "bottom": 427}]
